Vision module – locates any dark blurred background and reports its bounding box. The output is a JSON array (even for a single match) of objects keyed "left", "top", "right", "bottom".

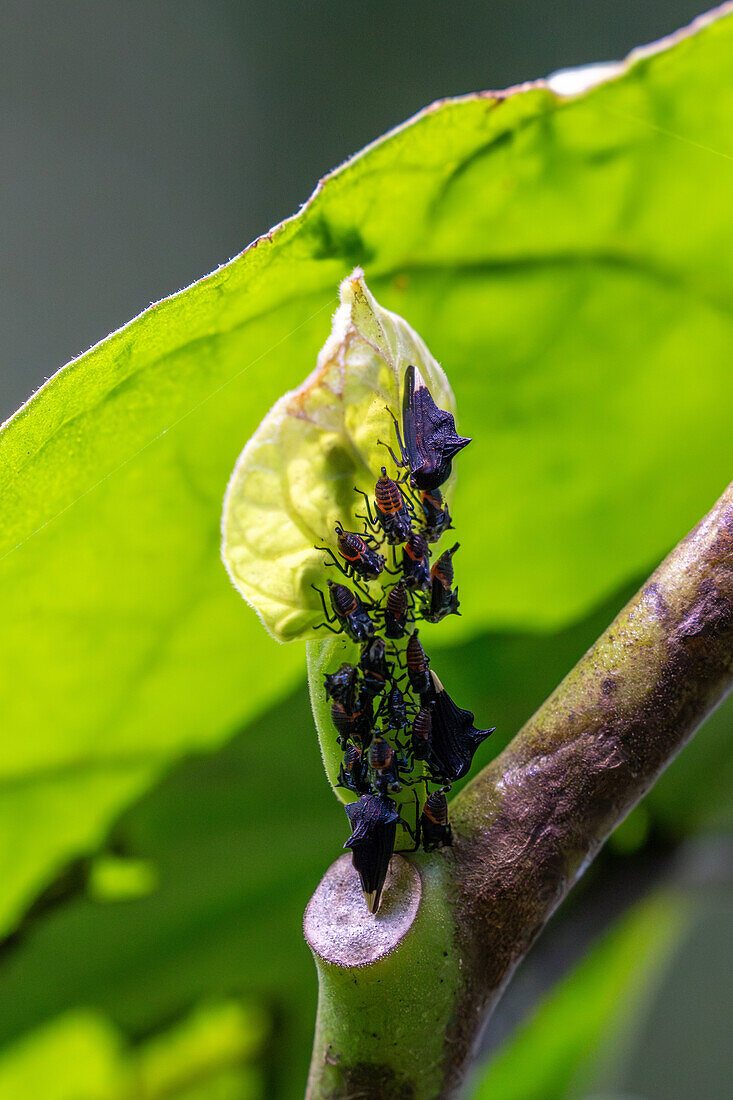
[{"left": 2, "top": 3, "right": 729, "bottom": 1098}]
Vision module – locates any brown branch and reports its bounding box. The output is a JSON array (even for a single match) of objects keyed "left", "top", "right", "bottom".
[{"left": 305, "top": 482, "right": 733, "bottom": 1099}]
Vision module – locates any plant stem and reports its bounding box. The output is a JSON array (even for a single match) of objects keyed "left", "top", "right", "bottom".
[{"left": 304, "top": 482, "right": 733, "bottom": 1099}]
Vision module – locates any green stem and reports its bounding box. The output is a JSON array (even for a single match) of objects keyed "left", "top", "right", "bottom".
[{"left": 304, "top": 482, "right": 733, "bottom": 1098}]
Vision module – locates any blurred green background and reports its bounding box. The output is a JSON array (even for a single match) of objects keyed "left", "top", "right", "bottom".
[{"left": 1, "top": 3, "right": 731, "bottom": 1099}]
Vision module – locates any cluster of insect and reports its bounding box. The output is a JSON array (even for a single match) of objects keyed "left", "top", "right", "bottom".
[{"left": 312, "top": 365, "right": 495, "bottom": 914}]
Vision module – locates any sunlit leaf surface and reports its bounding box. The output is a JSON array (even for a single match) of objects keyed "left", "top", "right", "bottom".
[{"left": 222, "top": 270, "right": 455, "bottom": 641}]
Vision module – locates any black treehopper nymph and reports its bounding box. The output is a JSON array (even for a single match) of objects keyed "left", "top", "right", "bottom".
[
  {"left": 355, "top": 467, "right": 413, "bottom": 546},
  {"left": 359, "top": 637, "right": 391, "bottom": 697},
  {"left": 312, "top": 580, "right": 375, "bottom": 643},
  {"left": 411, "top": 704, "right": 433, "bottom": 761},
  {"left": 337, "top": 744, "right": 370, "bottom": 795},
  {"left": 423, "top": 670, "right": 495, "bottom": 781},
  {"left": 384, "top": 579, "right": 410, "bottom": 638},
  {"left": 419, "top": 487, "right": 453, "bottom": 543},
  {"left": 344, "top": 793, "right": 403, "bottom": 914},
  {"left": 368, "top": 735, "right": 404, "bottom": 794},
  {"left": 431, "top": 542, "right": 460, "bottom": 591},
  {"left": 420, "top": 789, "right": 453, "bottom": 851},
  {"left": 402, "top": 531, "right": 431, "bottom": 591},
  {"left": 324, "top": 663, "right": 359, "bottom": 711},
  {"left": 385, "top": 364, "right": 471, "bottom": 491},
  {"left": 381, "top": 683, "right": 410, "bottom": 732},
  {"left": 426, "top": 542, "right": 461, "bottom": 623},
  {"left": 405, "top": 630, "right": 431, "bottom": 696},
  {"left": 333, "top": 523, "right": 386, "bottom": 581},
  {"left": 426, "top": 577, "right": 460, "bottom": 623},
  {"left": 330, "top": 697, "right": 373, "bottom": 748}
]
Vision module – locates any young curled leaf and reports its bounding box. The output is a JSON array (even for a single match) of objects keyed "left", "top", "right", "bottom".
[{"left": 221, "top": 268, "right": 456, "bottom": 642}]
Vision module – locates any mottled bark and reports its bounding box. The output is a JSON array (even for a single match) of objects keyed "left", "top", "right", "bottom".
[{"left": 305, "top": 483, "right": 733, "bottom": 1099}]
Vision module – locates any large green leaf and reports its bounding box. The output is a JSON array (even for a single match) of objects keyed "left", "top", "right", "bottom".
[{"left": 2, "top": 7, "right": 733, "bottom": 939}]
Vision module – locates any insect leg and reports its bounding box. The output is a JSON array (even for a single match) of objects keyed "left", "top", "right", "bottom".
[
  {"left": 312, "top": 621, "right": 343, "bottom": 635},
  {"left": 352, "top": 576, "right": 375, "bottom": 603},
  {"left": 389, "top": 645, "right": 408, "bottom": 670},
  {"left": 353, "top": 488, "right": 379, "bottom": 530},
  {"left": 310, "top": 584, "right": 338, "bottom": 625},
  {"left": 377, "top": 439, "right": 405, "bottom": 471},
  {"left": 316, "top": 545, "right": 351, "bottom": 580},
  {"left": 381, "top": 405, "right": 409, "bottom": 467},
  {"left": 394, "top": 790, "right": 421, "bottom": 852}
]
